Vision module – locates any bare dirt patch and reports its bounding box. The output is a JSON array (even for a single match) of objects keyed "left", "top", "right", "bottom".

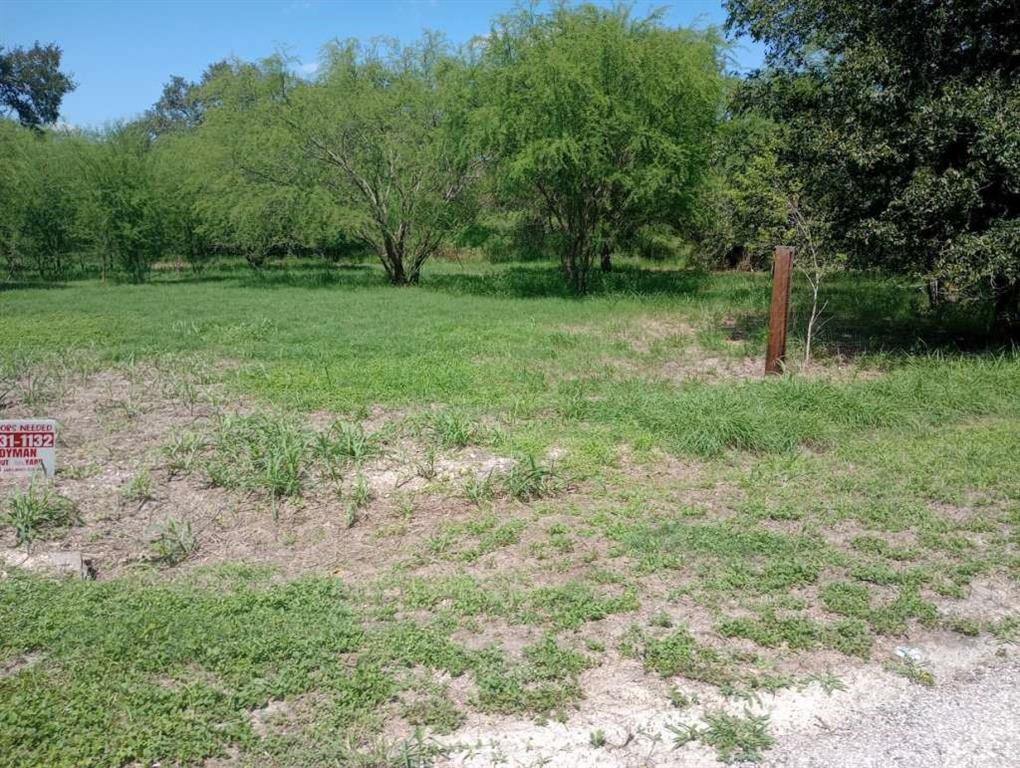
[
  {"left": 561, "top": 317, "right": 696, "bottom": 355},
  {"left": 0, "top": 652, "right": 44, "bottom": 679},
  {"left": 658, "top": 350, "right": 886, "bottom": 385},
  {"left": 616, "top": 317, "right": 698, "bottom": 354},
  {"left": 0, "top": 363, "right": 524, "bottom": 581},
  {"left": 659, "top": 352, "right": 764, "bottom": 383},
  {"left": 935, "top": 576, "right": 1020, "bottom": 624}
]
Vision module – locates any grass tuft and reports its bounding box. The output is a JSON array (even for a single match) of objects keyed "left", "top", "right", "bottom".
[
  {"left": 700, "top": 709, "right": 775, "bottom": 763},
  {"left": 2, "top": 482, "right": 78, "bottom": 550},
  {"left": 207, "top": 413, "right": 308, "bottom": 498},
  {"left": 504, "top": 455, "right": 559, "bottom": 501},
  {"left": 464, "top": 471, "right": 497, "bottom": 505},
  {"left": 316, "top": 421, "right": 382, "bottom": 466},
  {"left": 425, "top": 411, "right": 480, "bottom": 448},
  {"left": 162, "top": 430, "right": 205, "bottom": 477},
  {"left": 150, "top": 518, "right": 197, "bottom": 565},
  {"left": 122, "top": 468, "right": 154, "bottom": 503}
]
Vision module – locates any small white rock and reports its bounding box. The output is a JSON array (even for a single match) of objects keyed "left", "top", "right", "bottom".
[
  {"left": 895, "top": 645, "right": 925, "bottom": 663},
  {"left": 1, "top": 549, "right": 91, "bottom": 579}
]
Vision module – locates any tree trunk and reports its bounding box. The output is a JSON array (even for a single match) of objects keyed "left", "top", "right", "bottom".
[
  {"left": 563, "top": 238, "right": 591, "bottom": 294},
  {"left": 564, "top": 257, "right": 585, "bottom": 294},
  {"left": 725, "top": 244, "right": 747, "bottom": 270},
  {"left": 600, "top": 240, "right": 612, "bottom": 273},
  {"left": 388, "top": 257, "right": 407, "bottom": 284},
  {"left": 382, "top": 236, "right": 409, "bottom": 285},
  {"left": 991, "top": 276, "right": 1020, "bottom": 343}
]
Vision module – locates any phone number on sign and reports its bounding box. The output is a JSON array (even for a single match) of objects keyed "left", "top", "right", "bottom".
[{"left": 0, "top": 433, "right": 55, "bottom": 448}]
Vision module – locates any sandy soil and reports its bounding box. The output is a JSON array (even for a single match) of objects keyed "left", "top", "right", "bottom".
[
  {"left": 0, "top": 363, "right": 519, "bottom": 581},
  {"left": 437, "top": 631, "right": 1018, "bottom": 768}
]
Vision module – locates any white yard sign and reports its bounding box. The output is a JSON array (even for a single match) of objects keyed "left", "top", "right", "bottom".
[{"left": 0, "top": 419, "right": 56, "bottom": 478}]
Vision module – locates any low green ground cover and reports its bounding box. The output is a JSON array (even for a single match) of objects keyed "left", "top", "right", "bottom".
[{"left": 1, "top": 261, "right": 1017, "bottom": 766}]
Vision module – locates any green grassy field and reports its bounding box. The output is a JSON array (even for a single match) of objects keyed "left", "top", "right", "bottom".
[{"left": 1, "top": 260, "right": 1018, "bottom": 767}]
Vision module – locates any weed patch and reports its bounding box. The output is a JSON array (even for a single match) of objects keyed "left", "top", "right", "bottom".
[
  {"left": 626, "top": 626, "right": 731, "bottom": 685},
  {"left": 699, "top": 709, "right": 775, "bottom": 763},
  {"left": 0, "top": 574, "right": 372, "bottom": 767},
  {"left": 474, "top": 635, "right": 592, "bottom": 718},
  {"left": 821, "top": 582, "right": 940, "bottom": 635},
  {"left": 718, "top": 610, "right": 873, "bottom": 658},
  {"left": 885, "top": 658, "right": 936, "bottom": 687},
  {"left": 400, "top": 689, "right": 465, "bottom": 734}
]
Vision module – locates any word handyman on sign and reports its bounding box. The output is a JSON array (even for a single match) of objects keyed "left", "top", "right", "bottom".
[{"left": 0, "top": 419, "right": 57, "bottom": 478}]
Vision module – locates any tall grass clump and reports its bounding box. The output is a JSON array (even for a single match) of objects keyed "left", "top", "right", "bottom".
[
  {"left": 425, "top": 410, "right": 481, "bottom": 448},
  {"left": 2, "top": 482, "right": 78, "bottom": 550},
  {"left": 313, "top": 421, "right": 381, "bottom": 466},
  {"left": 560, "top": 353, "right": 1020, "bottom": 456},
  {"left": 206, "top": 413, "right": 308, "bottom": 498}
]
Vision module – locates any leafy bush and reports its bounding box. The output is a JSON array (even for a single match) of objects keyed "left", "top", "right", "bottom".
[{"left": 628, "top": 223, "right": 687, "bottom": 263}]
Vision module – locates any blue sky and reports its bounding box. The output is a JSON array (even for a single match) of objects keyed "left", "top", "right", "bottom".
[{"left": 3, "top": 1, "right": 764, "bottom": 128}]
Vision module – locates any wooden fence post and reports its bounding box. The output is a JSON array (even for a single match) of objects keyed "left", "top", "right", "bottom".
[{"left": 765, "top": 246, "right": 794, "bottom": 375}]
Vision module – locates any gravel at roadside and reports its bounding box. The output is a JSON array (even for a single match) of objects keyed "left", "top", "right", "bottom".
[{"left": 756, "top": 655, "right": 1020, "bottom": 768}]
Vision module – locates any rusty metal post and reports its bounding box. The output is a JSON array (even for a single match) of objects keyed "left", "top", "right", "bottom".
[{"left": 765, "top": 246, "right": 794, "bottom": 375}]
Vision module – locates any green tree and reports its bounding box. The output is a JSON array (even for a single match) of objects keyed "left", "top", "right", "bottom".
[
  {"left": 147, "top": 131, "right": 211, "bottom": 270},
  {"left": 480, "top": 4, "right": 725, "bottom": 293},
  {"left": 727, "top": 0, "right": 1020, "bottom": 339},
  {"left": 0, "top": 43, "right": 76, "bottom": 129},
  {"left": 144, "top": 61, "right": 231, "bottom": 137},
  {"left": 76, "top": 125, "right": 164, "bottom": 283},
  {"left": 193, "top": 41, "right": 475, "bottom": 282},
  {"left": 692, "top": 108, "right": 790, "bottom": 269},
  {"left": 289, "top": 37, "right": 479, "bottom": 284},
  {"left": 185, "top": 58, "right": 346, "bottom": 268},
  {"left": 0, "top": 122, "right": 84, "bottom": 280}
]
